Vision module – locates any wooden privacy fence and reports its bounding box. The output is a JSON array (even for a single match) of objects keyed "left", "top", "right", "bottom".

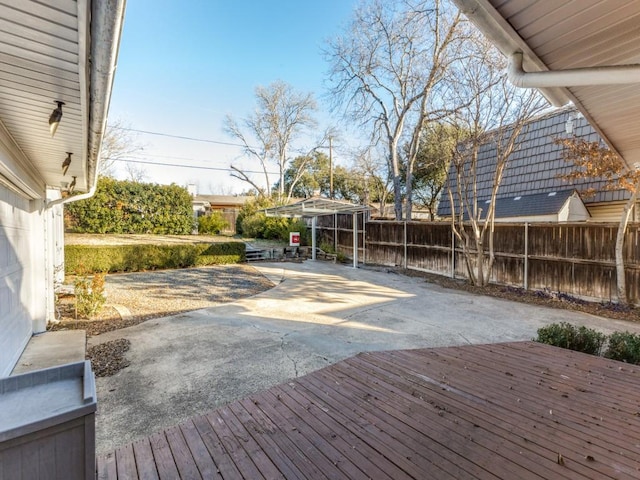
[
  {"left": 315, "top": 213, "right": 367, "bottom": 260},
  {"left": 316, "top": 218, "right": 640, "bottom": 304}
]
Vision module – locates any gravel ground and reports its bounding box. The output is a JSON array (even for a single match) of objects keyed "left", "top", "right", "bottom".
[
  {"left": 51, "top": 264, "right": 275, "bottom": 375},
  {"left": 52, "top": 264, "right": 275, "bottom": 336},
  {"left": 87, "top": 339, "right": 131, "bottom": 377}
]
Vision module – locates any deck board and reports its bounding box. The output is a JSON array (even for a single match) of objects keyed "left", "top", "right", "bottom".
[
  {"left": 177, "top": 420, "right": 221, "bottom": 480},
  {"left": 130, "top": 438, "right": 159, "bottom": 480},
  {"left": 97, "top": 342, "right": 640, "bottom": 479}
]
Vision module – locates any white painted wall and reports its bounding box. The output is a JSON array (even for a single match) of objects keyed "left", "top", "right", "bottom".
[
  {"left": 0, "top": 182, "right": 63, "bottom": 376},
  {"left": 0, "top": 187, "right": 38, "bottom": 375},
  {"left": 559, "top": 195, "right": 590, "bottom": 222}
]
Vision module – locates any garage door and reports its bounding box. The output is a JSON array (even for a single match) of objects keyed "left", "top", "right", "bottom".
[{"left": 0, "top": 186, "right": 33, "bottom": 376}]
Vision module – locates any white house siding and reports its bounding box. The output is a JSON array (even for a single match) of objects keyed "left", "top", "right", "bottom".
[
  {"left": 0, "top": 185, "right": 48, "bottom": 376},
  {"left": 560, "top": 196, "right": 590, "bottom": 222},
  {"left": 587, "top": 203, "right": 625, "bottom": 223}
]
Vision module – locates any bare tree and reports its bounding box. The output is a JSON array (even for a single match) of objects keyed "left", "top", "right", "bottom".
[
  {"left": 326, "top": 0, "right": 465, "bottom": 220},
  {"left": 447, "top": 41, "right": 547, "bottom": 286},
  {"left": 352, "top": 146, "right": 393, "bottom": 216},
  {"left": 225, "top": 80, "right": 319, "bottom": 201},
  {"left": 98, "top": 119, "right": 144, "bottom": 177},
  {"left": 225, "top": 116, "right": 271, "bottom": 196},
  {"left": 556, "top": 137, "right": 640, "bottom": 304},
  {"left": 124, "top": 162, "right": 148, "bottom": 183}
]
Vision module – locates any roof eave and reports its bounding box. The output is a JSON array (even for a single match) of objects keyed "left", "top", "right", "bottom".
[
  {"left": 451, "top": 0, "right": 570, "bottom": 107},
  {"left": 87, "top": 0, "right": 127, "bottom": 192},
  {"left": 450, "top": 0, "right": 627, "bottom": 164}
]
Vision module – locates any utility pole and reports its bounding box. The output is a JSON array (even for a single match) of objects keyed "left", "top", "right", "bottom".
[{"left": 329, "top": 136, "right": 333, "bottom": 199}]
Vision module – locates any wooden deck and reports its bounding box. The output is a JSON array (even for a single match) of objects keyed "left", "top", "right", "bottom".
[{"left": 96, "top": 341, "right": 640, "bottom": 479}]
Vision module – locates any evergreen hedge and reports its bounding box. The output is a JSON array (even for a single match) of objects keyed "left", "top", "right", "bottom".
[
  {"left": 65, "top": 177, "right": 193, "bottom": 234},
  {"left": 65, "top": 242, "right": 245, "bottom": 274}
]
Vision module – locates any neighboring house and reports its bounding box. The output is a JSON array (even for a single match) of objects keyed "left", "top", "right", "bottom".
[
  {"left": 0, "top": 2, "right": 125, "bottom": 376},
  {"left": 192, "top": 194, "right": 253, "bottom": 215},
  {"left": 449, "top": 0, "right": 640, "bottom": 224},
  {"left": 192, "top": 194, "right": 253, "bottom": 233},
  {"left": 460, "top": 189, "right": 590, "bottom": 223},
  {"left": 438, "top": 106, "right": 635, "bottom": 223}
]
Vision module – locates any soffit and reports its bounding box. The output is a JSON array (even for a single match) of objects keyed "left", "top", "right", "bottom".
[
  {"left": 0, "top": 0, "right": 88, "bottom": 195},
  {"left": 455, "top": 0, "right": 640, "bottom": 168}
]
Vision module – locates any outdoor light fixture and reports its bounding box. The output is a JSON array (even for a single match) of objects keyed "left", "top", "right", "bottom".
[
  {"left": 62, "top": 152, "right": 72, "bottom": 176},
  {"left": 49, "top": 101, "right": 65, "bottom": 137},
  {"left": 68, "top": 176, "right": 76, "bottom": 194}
]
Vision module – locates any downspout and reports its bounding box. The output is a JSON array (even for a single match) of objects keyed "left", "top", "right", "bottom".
[
  {"left": 47, "top": 0, "right": 127, "bottom": 209},
  {"left": 508, "top": 51, "right": 640, "bottom": 88}
]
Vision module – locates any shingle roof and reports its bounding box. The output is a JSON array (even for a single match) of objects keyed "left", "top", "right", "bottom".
[
  {"left": 438, "top": 107, "right": 628, "bottom": 218},
  {"left": 466, "top": 189, "right": 575, "bottom": 220}
]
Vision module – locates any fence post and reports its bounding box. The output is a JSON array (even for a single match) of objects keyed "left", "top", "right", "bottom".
[
  {"left": 362, "top": 212, "right": 366, "bottom": 265},
  {"left": 352, "top": 212, "right": 358, "bottom": 268},
  {"left": 403, "top": 221, "right": 408, "bottom": 269},
  {"left": 524, "top": 222, "right": 529, "bottom": 290},
  {"left": 334, "top": 213, "right": 338, "bottom": 252},
  {"left": 312, "top": 216, "right": 317, "bottom": 260}
]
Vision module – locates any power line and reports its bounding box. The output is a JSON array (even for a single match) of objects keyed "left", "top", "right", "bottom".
[
  {"left": 113, "top": 157, "right": 278, "bottom": 175},
  {"left": 115, "top": 127, "right": 255, "bottom": 148}
]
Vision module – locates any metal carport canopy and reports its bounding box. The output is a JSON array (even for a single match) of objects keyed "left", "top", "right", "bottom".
[{"left": 264, "top": 197, "right": 369, "bottom": 267}]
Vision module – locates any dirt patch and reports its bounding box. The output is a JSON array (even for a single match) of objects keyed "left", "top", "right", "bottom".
[
  {"left": 377, "top": 266, "right": 640, "bottom": 324},
  {"left": 87, "top": 339, "right": 131, "bottom": 377}
]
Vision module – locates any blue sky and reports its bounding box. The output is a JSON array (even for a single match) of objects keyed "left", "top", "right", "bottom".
[{"left": 108, "top": 0, "right": 358, "bottom": 194}]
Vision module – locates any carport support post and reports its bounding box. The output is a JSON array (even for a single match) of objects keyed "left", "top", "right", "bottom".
[
  {"left": 352, "top": 212, "right": 358, "bottom": 268},
  {"left": 312, "top": 216, "right": 317, "bottom": 260}
]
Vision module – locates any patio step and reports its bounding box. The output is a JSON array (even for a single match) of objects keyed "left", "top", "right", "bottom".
[{"left": 11, "top": 331, "right": 86, "bottom": 375}]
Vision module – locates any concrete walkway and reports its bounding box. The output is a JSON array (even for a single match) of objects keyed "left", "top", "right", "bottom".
[{"left": 91, "top": 261, "right": 640, "bottom": 454}]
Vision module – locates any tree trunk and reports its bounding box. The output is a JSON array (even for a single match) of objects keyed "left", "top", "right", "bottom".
[
  {"left": 405, "top": 169, "right": 413, "bottom": 220},
  {"left": 393, "top": 174, "right": 403, "bottom": 220},
  {"left": 615, "top": 185, "right": 639, "bottom": 304},
  {"left": 474, "top": 237, "right": 484, "bottom": 287}
]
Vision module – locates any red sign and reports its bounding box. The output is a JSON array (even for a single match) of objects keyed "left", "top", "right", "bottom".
[{"left": 289, "top": 232, "right": 300, "bottom": 246}]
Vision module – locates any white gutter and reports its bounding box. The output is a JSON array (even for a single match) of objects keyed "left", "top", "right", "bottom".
[
  {"left": 509, "top": 52, "right": 640, "bottom": 89},
  {"left": 47, "top": 0, "right": 127, "bottom": 209},
  {"left": 450, "top": 0, "right": 568, "bottom": 106}
]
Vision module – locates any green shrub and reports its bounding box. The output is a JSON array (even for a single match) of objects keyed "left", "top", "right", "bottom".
[
  {"left": 535, "top": 322, "right": 606, "bottom": 355},
  {"left": 74, "top": 273, "right": 106, "bottom": 319},
  {"left": 236, "top": 196, "right": 309, "bottom": 243},
  {"left": 604, "top": 331, "right": 640, "bottom": 364},
  {"left": 198, "top": 212, "right": 229, "bottom": 234},
  {"left": 65, "top": 242, "right": 245, "bottom": 274},
  {"left": 65, "top": 177, "right": 193, "bottom": 234},
  {"left": 319, "top": 242, "right": 336, "bottom": 254}
]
